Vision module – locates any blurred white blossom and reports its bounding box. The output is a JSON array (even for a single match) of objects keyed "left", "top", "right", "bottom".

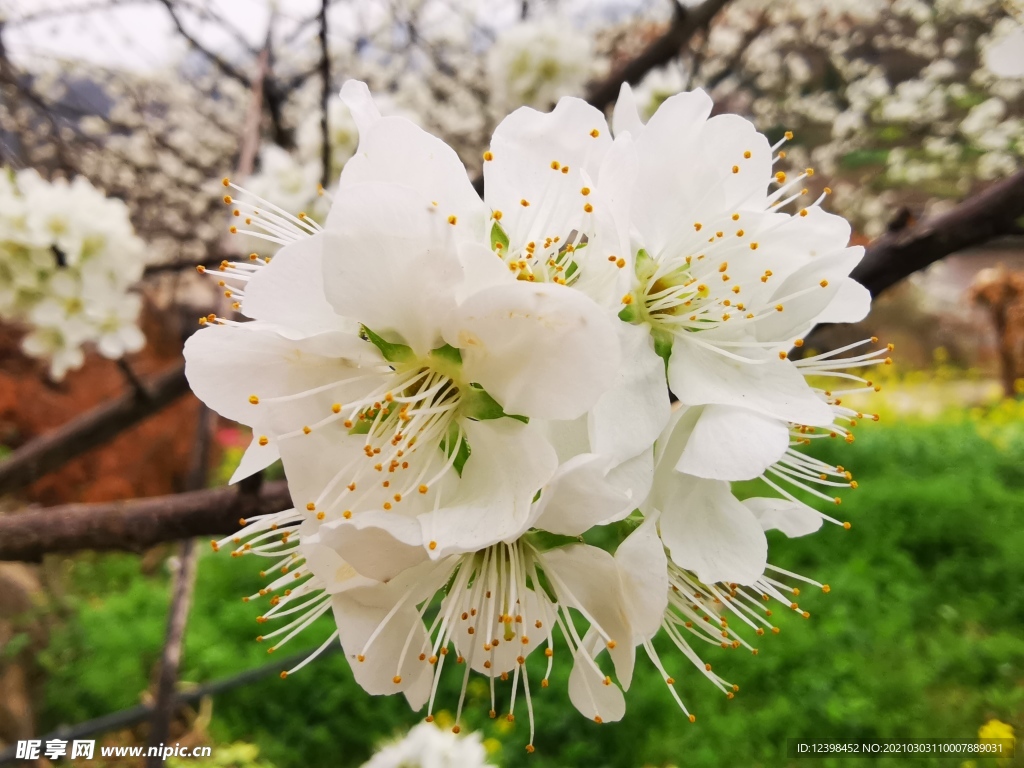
[{"left": 0, "top": 169, "right": 147, "bottom": 380}]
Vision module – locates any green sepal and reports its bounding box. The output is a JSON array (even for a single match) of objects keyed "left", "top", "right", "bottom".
[
  {"left": 347, "top": 417, "right": 373, "bottom": 435},
  {"left": 361, "top": 325, "right": 415, "bottom": 364},
  {"left": 444, "top": 421, "right": 472, "bottom": 477},
  {"left": 527, "top": 530, "right": 582, "bottom": 552},
  {"left": 427, "top": 343, "right": 463, "bottom": 380},
  {"left": 463, "top": 384, "right": 529, "bottom": 423},
  {"left": 490, "top": 221, "right": 510, "bottom": 253},
  {"left": 618, "top": 302, "right": 640, "bottom": 323},
  {"left": 652, "top": 327, "right": 674, "bottom": 371}
]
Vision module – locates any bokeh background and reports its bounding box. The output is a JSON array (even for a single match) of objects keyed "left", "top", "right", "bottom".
[{"left": 0, "top": 0, "right": 1022, "bottom": 766}]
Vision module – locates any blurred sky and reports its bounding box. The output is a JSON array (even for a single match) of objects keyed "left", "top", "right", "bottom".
[{"left": 3, "top": 0, "right": 650, "bottom": 72}]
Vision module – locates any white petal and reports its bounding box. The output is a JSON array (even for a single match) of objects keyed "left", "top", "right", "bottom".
[
  {"left": 540, "top": 544, "right": 634, "bottom": 687},
  {"left": 240, "top": 234, "right": 352, "bottom": 336},
  {"left": 631, "top": 91, "right": 773, "bottom": 254},
  {"left": 676, "top": 404, "right": 790, "bottom": 481},
  {"left": 669, "top": 337, "right": 834, "bottom": 426},
  {"left": 339, "top": 80, "right": 382, "bottom": 137},
  {"left": 299, "top": 535, "right": 379, "bottom": 593},
  {"left": 449, "top": 281, "right": 620, "bottom": 420},
  {"left": 338, "top": 84, "right": 487, "bottom": 242},
  {"left": 330, "top": 562, "right": 445, "bottom": 700},
  {"left": 483, "top": 97, "right": 610, "bottom": 250},
  {"left": 316, "top": 513, "right": 429, "bottom": 583},
  {"left": 568, "top": 647, "right": 626, "bottom": 723},
  {"left": 815, "top": 277, "right": 871, "bottom": 324},
  {"left": 321, "top": 183, "right": 464, "bottom": 356},
  {"left": 183, "top": 325, "right": 379, "bottom": 426},
  {"left": 611, "top": 82, "right": 645, "bottom": 138},
  {"left": 754, "top": 247, "right": 865, "bottom": 343},
  {"left": 420, "top": 418, "right": 557, "bottom": 558},
  {"left": 228, "top": 431, "right": 280, "bottom": 483},
  {"left": 658, "top": 476, "right": 767, "bottom": 586},
  {"left": 530, "top": 453, "right": 635, "bottom": 536},
  {"left": 984, "top": 28, "right": 1024, "bottom": 78},
  {"left": 614, "top": 514, "right": 668, "bottom": 641},
  {"left": 588, "top": 321, "right": 670, "bottom": 464},
  {"left": 743, "top": 496, "right": 823, "bottom": 538}
]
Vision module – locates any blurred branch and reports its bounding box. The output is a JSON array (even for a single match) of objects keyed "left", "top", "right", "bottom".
[
  {"left": 146, "top": 404, "right": 212, "bottom": 764},
  {"left": 0, "top": 481, "right": 291, "bottom": 562},
  {"left": 852, "top": 167, "right": 1024, "bottom": 298},
  {"left": 585, "top": 0, "right": 732, "bottom": 111},
  {"left": 0, "top": 364, "right": 190, "bottom": 496},
  {"left": 156, "top": 0, "right": 253, "bottom": 87},
  {"left": 318, "top": 0, "right": 331, "bottom": 188}
]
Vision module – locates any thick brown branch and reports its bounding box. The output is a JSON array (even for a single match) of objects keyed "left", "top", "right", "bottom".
[
  {"left": 0, "top": 364, "right": 190, "bottom": 496},
  {"left": 0, "top": 481, "right": 290, "bottom": 561},
  {"left": 853, "top": 167, "right": 1024, "bottom": 297},
  {"left": 585, "top": 0, "right": 731, "bottom": 111}
]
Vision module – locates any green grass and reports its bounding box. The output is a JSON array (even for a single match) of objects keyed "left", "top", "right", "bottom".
[{"left": 38, "top": 416, "right": 1024, "bottom": 767}]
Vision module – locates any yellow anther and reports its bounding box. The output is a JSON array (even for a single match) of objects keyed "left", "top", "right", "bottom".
[
  {"left": 806, "top": 168, "right": 815, "bottom": 176},
  {"left": 343, "top": 510, "right": 352, "bottom": 519},
  {"left": 621, "top": 294, "right": 633, "bottom": 305},
  {"left": 820, "top": 279, "right": 829, "bottom": 288},
  {"left": 784, "top": 131, "right": 794, "bottom": 140},
  {"left": 302, "top": 426, "right": 311, "bottom": 435},
  {"left": 779, "top": 351, "right": 787, "bottom": 360},
  {"left": 794, "top": 338, "right": 804, "bottom": 347},
  {"left": 561, "top": 165, "right": 569, "bottom": 174},
  {"left": 719, "top": 262, "right": 728, "bottom": 273},
  {"left": 775, "top": 304, "right": 784, "bottom": 312},
  {"left": 590, "top": 128, "right": 600, "bottom": 137},
  {"left": 249, "top": 395, "right": 259, "bottom": 405},
  {"left": 520, "top": 199, "right": 530, "bottom": 207},
  {"left": 732, "top": 165, "right": 740, "bottom": 174},
  {"left": 550, "top": 160, "right": 560, "bottom": 169},
  {"left": 581, "top": 187, "right": 591, "bottom": 196},
  {"left": 616, "top": 257, "right": 625, "bottom": 268},
  {"left": 694, "top": 222, "right": 702, "bottom": 231},
  {"left": 775, "top": 171, "right": 787, "bottom": 183},
  {"left": 583, "top": 203, "right": 593, "bottom": 213},
  {"left": 447, "top": 215, "right": 457, "bottom": 225},
  {"left": 493, "top": 210, "right": 503, "bottom": 221},
  {"left": 750, "top": 242, "right": 759, "bottom": 250},
  {"left": 429, "top": 541, "right": 437, "bottom": 551}
]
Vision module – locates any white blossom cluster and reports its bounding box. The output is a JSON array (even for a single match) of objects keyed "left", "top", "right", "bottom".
[
  {"left": 0, "top": 169, "right": 147, "bottom": 380},
  {"left": 361, "top": 722, "right": 493, "bottom": 768},
  {"left": 187, "top": 81, "right": 885, "bottom": 750},
  {"left": 629, "top": 0, "right": 1024, "bottom": 237}
]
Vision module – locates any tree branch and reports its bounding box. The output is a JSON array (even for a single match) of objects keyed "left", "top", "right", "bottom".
[
  {"left": 852, "top": 167, "right": 1024, "bottom": 298},
  {"left": 0, "top": 364, "right": 190, "bottom": 496},
  {"left": 0, "top": 481, "right": 290, "bottom": 562},
  {"left": 156, "top": 0, "right": 253, "bottom": 88},
  {"left": 585, "top": 0, "right": 731, "bottom": 111}
]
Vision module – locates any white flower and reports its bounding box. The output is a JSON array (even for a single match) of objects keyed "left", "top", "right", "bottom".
[
  {"left": 0, "top": 168, "right": 147, "bottom": 379},
  {"left": 187, "top": 81, "right": 623, "bottom": 547},
  {"left": 608, "top": 85, "right": 871, "bottom": 479},
  {"left": 486, "top": 18, "right": 595, "bottom": 112},
  {"left": 362, "top": 722, "right": 494, "bottom": 768}
]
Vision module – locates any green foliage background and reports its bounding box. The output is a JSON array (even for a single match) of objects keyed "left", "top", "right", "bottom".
[{"left": 36, "top": 411, "right": 1024, "bottom": 767}]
